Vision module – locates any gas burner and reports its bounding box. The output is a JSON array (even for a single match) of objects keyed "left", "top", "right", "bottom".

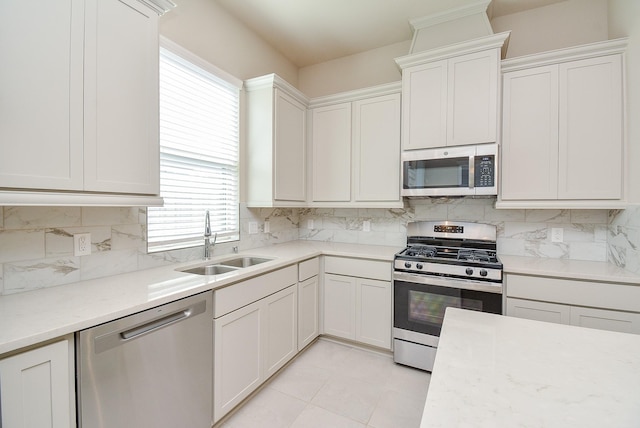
[
  {"left": 406, "top": 245, "right": 437, "bottom": 258},
  {"left": 457, "top": 249, "right": 493, "bottom": 263}
]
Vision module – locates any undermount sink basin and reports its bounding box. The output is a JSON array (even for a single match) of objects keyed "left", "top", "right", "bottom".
[
  {"left": 180, "top": 264, "right": 239, "bottom": 276},
  {"left": 218, "top": 257, "right": 274, "bottom": 268}
]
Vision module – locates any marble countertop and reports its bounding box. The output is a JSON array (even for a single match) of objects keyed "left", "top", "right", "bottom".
[
  {"left": 421, "top": 308, "right": 640, "bottom": 428},
  {"left": 500, "top": 255, "right": 640, "bottom": 285},
  {"left": 0, "top": 240, "right": 400, "bottom": 356}
]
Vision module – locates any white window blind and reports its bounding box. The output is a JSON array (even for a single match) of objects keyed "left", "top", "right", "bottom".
[{"left": 147, "top": 43, "right": 240, "bottom": 253}]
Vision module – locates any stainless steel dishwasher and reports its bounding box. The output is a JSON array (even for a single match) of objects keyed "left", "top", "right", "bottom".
[{"left": 76, "top": 292, "right": 213, "bottom": 428}]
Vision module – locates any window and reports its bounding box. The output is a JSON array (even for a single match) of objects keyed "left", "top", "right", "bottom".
[{"left": 147, "top": 38, "right": 242, "bottom": 253}]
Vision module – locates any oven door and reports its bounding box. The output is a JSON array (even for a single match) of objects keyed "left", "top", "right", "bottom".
[{"left": 393, "top": 274, "right": 502, "bottom": 343}]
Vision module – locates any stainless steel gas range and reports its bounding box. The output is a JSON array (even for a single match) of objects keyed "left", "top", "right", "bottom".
[{"left": 393, "top": 221, "right": 503, "bottom": 372}]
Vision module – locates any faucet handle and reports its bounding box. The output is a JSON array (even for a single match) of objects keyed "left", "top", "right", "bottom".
[{"left": 212, "top": 232, "right": 217, "bottom": 245}]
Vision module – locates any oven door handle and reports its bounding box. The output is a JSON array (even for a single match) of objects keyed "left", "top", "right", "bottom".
[{"left": 393, "top": 271, "right": 502, "bottom": 294}]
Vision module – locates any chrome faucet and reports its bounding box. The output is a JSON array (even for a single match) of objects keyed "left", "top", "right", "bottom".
[{"left": 204, "top": 210, "right": 217, "bottom": 259}]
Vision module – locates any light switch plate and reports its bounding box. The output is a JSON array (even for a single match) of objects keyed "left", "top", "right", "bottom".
[
  {"left": 363, "top": 220, "right": 371, "bottom": 232},
  {"left": 551, "top": 228, "right": 563, "bottom": 243},
  {"left": 264, "top": 221, "right": 270, "bottom": 233},
  {"left": 249, "top": 222, "right": 258, "bottom": 234},
  {"left": 307, "top": 219, "right": 314, "bottom": 229}
]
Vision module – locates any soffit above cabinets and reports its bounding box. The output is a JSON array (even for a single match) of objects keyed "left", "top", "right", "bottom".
[{"left": 213, "top": 0, "right": 566, "bottom": 67}]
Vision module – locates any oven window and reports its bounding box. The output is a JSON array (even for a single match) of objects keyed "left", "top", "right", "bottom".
[
  {"left": 395, "top": 280, "right": 501, "bottom": 338},
  {"left": 408, "top": 290, "right": 484, "bottom": 326}
]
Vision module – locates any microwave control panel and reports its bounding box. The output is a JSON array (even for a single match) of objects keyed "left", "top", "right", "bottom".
[{"left": 474, "top": 155, "right": 495, "bottom": 187}]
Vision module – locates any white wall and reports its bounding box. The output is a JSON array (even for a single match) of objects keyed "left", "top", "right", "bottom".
[
  {"left": 298, "top": 40, "right": 409, "bottom": 98},
  {"left": 159, "top": 0, "right": 298, "bottom": 84},
  {"left": 491, "top": 0, "right": 609, "bottom": 58}
]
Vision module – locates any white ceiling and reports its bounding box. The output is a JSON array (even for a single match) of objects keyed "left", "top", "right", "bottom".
[{"left": 214, "top": 0, "right": 567, "bottom": 67}]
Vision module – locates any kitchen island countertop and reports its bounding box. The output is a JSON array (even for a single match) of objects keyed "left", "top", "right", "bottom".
[{"left": 421, "top": 307, "right": 640, "bottom": 427}]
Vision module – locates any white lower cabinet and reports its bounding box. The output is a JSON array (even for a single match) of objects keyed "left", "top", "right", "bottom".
[
  {"left": 298, "top": 258, "right": 320, "bottom": 350},
  {"left": 264, "top": 286, "right": 298, "bottom": 379},
  {"left": 356, "top": 278, "right": 392, "bottom": 349},
  {"left": 213, "top": 266, "right": 298, "bottom": 423},
  {"left": 0, "top": 337, "right": 75, "bottom": 428},
  {"left": 507, "top": 298, "right": 571, "bottom": 325},
  {"left": 506, "top": 273, "right": 640, "bottom": 334},
  {"left": 322, "top": 257, "right": 392, "bottom": 350},
  {"left": 214, "top": 300, "right": 263, "bottom": 422}
]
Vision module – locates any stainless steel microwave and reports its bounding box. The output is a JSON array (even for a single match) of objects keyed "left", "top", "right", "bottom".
[{"left": 401, "top": 143, "right": 498, "bottom": 197}]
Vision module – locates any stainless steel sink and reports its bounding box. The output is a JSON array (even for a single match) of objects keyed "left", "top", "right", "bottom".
[
  {"left": 218, "top": 257, "right": 274, "bottom": 268},
  {"left": 180, "top": 265, "right": 239, "bottom": 276}
]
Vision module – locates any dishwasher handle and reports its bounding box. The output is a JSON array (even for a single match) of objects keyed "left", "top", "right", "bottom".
[
  {"left": 121, "top": 309, "right": 190, "bottom": 340},
  {"left": 92, "top": 299, "right": 207, "bottom": 354}
]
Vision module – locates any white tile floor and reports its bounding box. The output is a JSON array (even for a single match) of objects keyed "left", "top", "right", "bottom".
[{"left": 219, "top": 339, "right": 431, "bottom": 428}]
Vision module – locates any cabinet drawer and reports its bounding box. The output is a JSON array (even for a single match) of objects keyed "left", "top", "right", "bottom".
[
  {"left": 324, "top": 256, "right": 391, "bottom": 281},
  {"left": 506, "top": 298, "right": 570, "bottom": 325},
  {"left": 298, "top": 257, "right": 319, "bottom": 281},
  {"left": 506, "top": 274, "right": 640, "bottom": 313},
  {"left": 214, "top": 265, "right": 297, "bottom": 318}
]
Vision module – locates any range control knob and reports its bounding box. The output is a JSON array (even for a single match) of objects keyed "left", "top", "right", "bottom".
[
  {"left": 404, "top": 261, "right": 412, "bottom": 269},
  {"left": 480, "top": 269, "right": 488, "bottom": 277},
  {"left": 416, "top": 263, "right": 423, "bottom": 270},
  {"left": 465, "top": 267, "right": 474, "bottom": 276}
]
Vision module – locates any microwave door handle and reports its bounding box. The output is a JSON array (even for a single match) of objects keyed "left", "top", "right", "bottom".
[{"left": 469, "top": 156, "right": 475, "bottom": 189}]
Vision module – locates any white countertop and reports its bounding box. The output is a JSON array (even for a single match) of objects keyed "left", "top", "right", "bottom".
[
  {"left": 500, "top": 255, "right": 640, "bottom": 285},
  {"left": 421, "top": 308, "right": 640, "bottom": 428},
  {"left": 0, "top": 240, "right": 400, "bottom": 356}
]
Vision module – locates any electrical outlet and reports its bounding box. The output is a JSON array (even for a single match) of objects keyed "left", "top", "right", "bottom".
[
  {"left": 363, "top": 220, "right": 371, "bottom": 232},
  {"left": 249, "top": 222, "right": 258, "bottom": 234},
  {"left": 307, "top": 219, "right": 314, "bottom": 229},
  {"left": 74, "top": 233, "right": 91, "bottom": 256},
  {"left": 551, "top": 228, "right": 563, "bottom": 243},
  {"left": 264, "top": 221, "right": 270, "bottom": 233}
]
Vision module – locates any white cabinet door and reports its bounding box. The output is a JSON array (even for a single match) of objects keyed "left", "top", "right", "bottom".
[
  {"left": 0, "top": 339, "right": 74, "bottom": 428},
  {"left": 0, "top": 0, "right": 84, "bottom": 191},
  {"left": 356, "top": 278, "right": 391, "bottom": 349},
  {"left": 353, "top": 94, "right": 401, "bottom": 202},
  {"left": 499, "top": 45, "right": 625, "bottom": 207},
  {"left": 83, "top": 0, "right": 159, "bottom": 195},
  {"left": 213, "top": 301, "right": 263, "bottom": 423},
  {"left": 447, "top": 49, "right": 499, "bottom": 146},
  {"left": 311, "top": 103, "right": 352, "bottom": 202},
  {"left": 323, "top": 274, "right": 356, "bottom": 339},
  {"left": 506, "top": 298, "right": 571, "bottom": 325},
  {"left": 274, "top": 89, "right": 307, "bottom": 202},
  {"left": 298, "top": 275, "right": 319, "bottom": 350},
  {"left": 264, "top": 285, "right": 298, "bottom": 378},
  {"left": 501, "top": 65, "right": 559, "bottom": 200},
  {"left": 401, "top": 49, "right": 499, "bottom": 150},
  {"left": 558, "top": 55, "right": 623, "bottom": 200},
  {"left": 570, "top": 306, "right": 640, "bottom": 334},
  {"left": 401, "top": 60, "right": 448, "bottom": 150}
]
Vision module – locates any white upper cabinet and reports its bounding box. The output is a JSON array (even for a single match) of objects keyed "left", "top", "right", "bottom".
[
  {"left": 83, "top": 0, "right": 160, "bottom": 195},
  {"left": 0, "top": 0, "right": 84, "bottom": 191},
  {"left": 499, "top": 39, "right": 627, "bottom": 209},
  {"left": 0, "top": 0, "right": 164, "bottom": 205},
  {"left": 353, "top": 94, "right": 401, "bottom": 203},
  {"left": 245, "top": 74, "right": 309, "bottom": 207},
  {"left": 309, "top": 83, "right": 402, "bottom": 208},
  {"left": 396, "top": 33, "right": 509, "bottom": 151},
  {"left": 311, "top": 102, "right": 353, "bottom": 202}
]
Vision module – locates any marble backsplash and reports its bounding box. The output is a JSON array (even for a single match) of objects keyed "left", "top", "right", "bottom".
[
  {"left": 298, "top": 198, "right": 613, "bottom": 263},
  {"left": 0, "top": 204, "right": 299, "bottom": 295},
  {"left": 1, "top": 199, "right": 638, "bottom": 295}
]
